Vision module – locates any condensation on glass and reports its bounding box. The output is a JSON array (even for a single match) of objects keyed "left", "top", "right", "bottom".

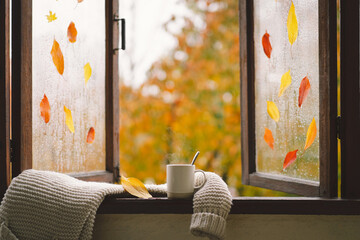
[
  {"left": 32, "top": 0, "right": 106, "bottom": 173},
  {"left": 253, "top": 0, "right": 319, "bottom": 181}
]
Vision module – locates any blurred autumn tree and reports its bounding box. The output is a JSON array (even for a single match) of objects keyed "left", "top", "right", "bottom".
[{"left": 119, "top": 0, "right": 290, "bottom": 196}]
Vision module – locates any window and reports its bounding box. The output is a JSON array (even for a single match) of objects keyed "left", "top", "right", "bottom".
[
  {"left": 9, "top": 0, "right": 120, "bottom": 183},
  {"left": 1, "top": 0, "right": 360, "bottom": 207},
  {"left": 240, "top": 0, "right": 337, "bottom": 197}
]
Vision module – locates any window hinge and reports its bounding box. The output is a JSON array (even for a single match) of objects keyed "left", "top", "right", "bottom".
[{"left": 337, "top": 116, "right": 341, "bottom": 139}]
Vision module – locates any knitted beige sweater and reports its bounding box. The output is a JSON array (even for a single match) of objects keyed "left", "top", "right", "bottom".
[
  {"left": 191, "top": 172, "right": 232, "bottom": 240},
  {"left": 0, "top": 169, "right": 232, "bottom": 240}
]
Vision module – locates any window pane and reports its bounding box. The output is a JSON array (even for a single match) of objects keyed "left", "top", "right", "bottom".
[
  {"left": 32, "top": 0, "right": 106, "bottom": 173},
  {"left": 253, "top": 0, "right": 319, "bottom": 181}
]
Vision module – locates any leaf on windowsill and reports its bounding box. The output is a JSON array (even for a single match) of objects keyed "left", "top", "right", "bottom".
[
  {"left": 86, "top": 127, "right": 95, "bottom": 144},
  {"left": 121, "top": 176, "right": 152, "bottom": 199},
  {"left": 40, "top": 94, "right": 51, "bottom": 123},
  {"left": 287, "top": 1, "right": 298, "bottom": 45},
  {"left": 46, "top": 11, "right": 57, "bottom": 23},
  {"left": 50, "top": 39, "right": 64, "bottom": 75},
  {"left": 298, "top": 76, "right": 311, "bottom": 107},
  {"left": 278, "top": 70, "right": 291, "bottom": 97},
  {"left": 304, "top": 118, "right": 317, "bottom": 151},
  {"left": 84, "top": 63, "right": 92, "bottom": 85},
  {"left": 67, "top": 21, "right": 77, "bottom": 43},
  {"left": 264, "top": 127, "right": 274, "bottom": 150},
  {"left": 64, "top": 106, "right": 75, "bottom": 133},
  {"left": 283, "top": 149, "right": 298, "bottom": 170},
  {"left": 267, "top": 101, "right": 280, "bottom": 122},
  {"left": 262, "top": 31, "right": 272, "bottom": 58}
]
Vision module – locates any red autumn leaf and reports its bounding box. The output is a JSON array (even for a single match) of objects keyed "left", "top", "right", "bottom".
[
  {"left": 298, "top": 76, "right": 311, "bottom": 107},
  {"left": 264, "top": 128, "right": 274, "bottom": 150},
  {"left": 40, "top": 94, "right": 50, "bottom": 123},
  {"left": 86, "top": 127, "right": 95, "bottom": 144},
  {"left": 283, "top": 149, "right": 298, "bottom": 170},
  {"left": 262, "top": 31, "right": 272, "bottom": 58},
  {"left": 50, "top": 39, "right": 64, "bottom": 75},
  {"left": 67, "top": 22, "right": 77, "bottom": 43}
]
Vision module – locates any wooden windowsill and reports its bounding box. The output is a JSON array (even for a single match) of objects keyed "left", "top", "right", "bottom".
[{"left": 97, "top": 197, "right": 360, "bottom": 215}]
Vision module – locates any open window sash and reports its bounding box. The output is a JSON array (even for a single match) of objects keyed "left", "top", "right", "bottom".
[
  {"left": 11, "top": 0, "right": 120, "bottom": 182},
  {"left": 240, "top": 0, "right": 338, "bottom": 197}
]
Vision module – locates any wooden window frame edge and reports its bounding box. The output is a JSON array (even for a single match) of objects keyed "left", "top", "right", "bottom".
[
  {"left": 106, "top": 0, "right": 120, "bottom": 182},
  {"left": 10, "top": 0, "right": 120, "bottom": 182},
  {"left": 97, "top": 197, "right": 360, "bottom": 215},
  {"left": 0, "top": 0, "right": 11, "bottom": 200},
  {"left": 239, "top": 0, "right": 338, "bottom": 197},
  {"left": 248, "top": 172, "right": 319, "bottom": 196},
  {"left": 340, "top": 0, "right": 360, "bottom": 198},
  {"left": 69, "top": 171, "right": 113, "bottom": 182}
]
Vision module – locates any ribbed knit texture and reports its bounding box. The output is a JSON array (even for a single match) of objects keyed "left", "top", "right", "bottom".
[
  {"left": 190, "top": 172, "right": 232, "bottom": 240},
  {"left": 0, "top": 170, "right": 166, "bottom": 240},
  {"left": 0, "top": 169, "right": 231, "bottom": 240}
]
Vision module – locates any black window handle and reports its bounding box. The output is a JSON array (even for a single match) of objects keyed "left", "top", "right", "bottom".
[{"left": 114, "top": 17, "right": 125, "bottom": 51}]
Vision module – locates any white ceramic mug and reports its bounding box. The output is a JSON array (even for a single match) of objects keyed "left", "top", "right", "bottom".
[{"left": 166, "top": 164, "right": 207, "bottom": 199}]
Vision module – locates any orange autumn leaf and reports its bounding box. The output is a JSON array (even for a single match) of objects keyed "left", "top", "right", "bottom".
[
  {"left": 50, "top": 39, "right": 64, "bottom": 75},
  {"left": 262, "top": 31, "right": 272, "bottom": 58},
  {"left": 283, "top": 149, "right": 298, "bottom": 170},
  {"left": 304, "top": 118, "right": 317, "bottom": 151},
  {"left": 121, "top": 175, "right": 152, "bottom": 199},
  {"left": 78, "top": 0, "right": 84, "bottom": 2},
  {"left": 86, "top": 127, "right": 95, "bottom": 144},
  {"left": 264, "top": 128, "right": 274, "bottom": 150},
  {"left": 298, "top": 76, "right": 311, "bottom": 107},
  {"left": 67, "top": 22, "right": 77, "bottom": 43},
  {"left": 40, "top": 94, "right": 50, "bottom": 123}
]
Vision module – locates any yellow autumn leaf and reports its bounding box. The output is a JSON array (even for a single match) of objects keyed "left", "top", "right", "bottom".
[
  {"left": 304, "top": 118, "right": 317, "bottom": 151},
  {"left": 278, "top": 70, "right": 292, "bottom": 97},
  {"left": 287, "top": 1, "right": 298, "bottom": 45},
  {"left": 267, "top": 101, "right": 280, "bottom": 122},
  {"left": 121, "top": 176, "right": 152, "bottom": 199},
  {"left": 46, "top": 11, "right": 57, "bottom": 23},
  {"left": 63, "top": 106, "right": 75, "bottom": 133},
  {"left": 84, "top": 63, "right": 92, "bottom": 85}
]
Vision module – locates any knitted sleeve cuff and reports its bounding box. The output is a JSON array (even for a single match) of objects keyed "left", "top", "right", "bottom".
[
  {"left": 0, "top": 221, "right": 18, "bottom": 240},
  {"left": 190, "top": 212, "right": 226, "bottom": 240}
]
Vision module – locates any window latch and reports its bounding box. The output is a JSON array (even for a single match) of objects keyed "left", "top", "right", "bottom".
[{"left": 113, "top": 16, "right": 125, "bottom": 51}]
